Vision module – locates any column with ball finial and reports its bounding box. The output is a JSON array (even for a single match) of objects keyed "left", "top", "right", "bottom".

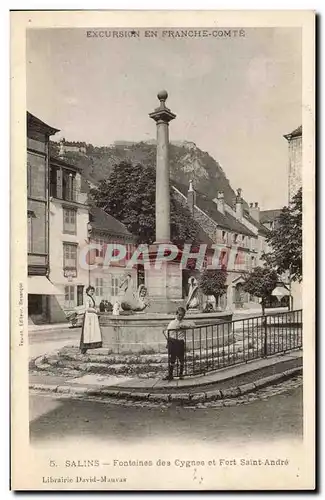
[
  {"left": 149, "top": 90, "right": 176, "bottom": 243},
  {"left": 145, "top": 91, "right": 183, "bottom": 313}
]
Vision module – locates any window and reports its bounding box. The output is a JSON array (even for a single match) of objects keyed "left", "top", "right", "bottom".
[
  {"left": 233, "top": 233, "right": 238, "bottom": 244},
  {"left": 50, "top": 167, "right": 58, "bottom": 198},
  {"left": 77, "top": 285, "right": 84, "bottom": 306},
  {"left": 95, "top": 238, "right": 105, "bottom": 257},
  {"left": 126, "top": 244, "right": 134, "bottom": 261},
  {"left": 62, "top": 171, "right": 76, "bottom": 201},
  {"left": 220, "top": 250, "right": 227, "bottom": 268},
  {"left": 64, "top": 285, "right": 75, "bottom": 308},
  {"left": 95, "top": 278, "right": 104, "bottom": 298},
  {"left": 110, "top": 241, "right": 126, "bottom": 267},
  {"left": 63, "top": 243, "right": 77, "bottom": 270},
  {"left": 27, "top": 202, "right": 47, "bottom": 254},
  {"left": 111, "top": 276, "right": 120, "bottom": 297},
  {"left": 27, "top": 212, "right": 33, "bottom": 253},
  {"left": 63, "top": 208, "right": 77, "bottom": 234},
  {"left": 27, "top": 152, "right": 46, "bottom": 199},
  {"left": 137, "top": 265, "right": 145, "bottom": 286},
  {"left": 222, "top": 231, "right": 227, "bottom": 243}
]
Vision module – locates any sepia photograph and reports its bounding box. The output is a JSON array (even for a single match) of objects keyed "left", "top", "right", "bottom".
[{"left": 10, "top": 10, "right": 315, "bottom": 491}]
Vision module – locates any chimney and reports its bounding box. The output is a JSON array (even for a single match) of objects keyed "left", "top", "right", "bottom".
[
  {"left": 187, "top": 179, "right": 196, "bottom": 215},
  {"left": 249, "top": 202, "right": 260, "bottom": 222},
  {"left": 235, "top": 188, "right": 243, "bottom": 220},
  {"left": 59, "top": 137, "right": 65, "bottom": 158},
  {"left": 216, "top": 191, "right": 225, "bottom": 214}
]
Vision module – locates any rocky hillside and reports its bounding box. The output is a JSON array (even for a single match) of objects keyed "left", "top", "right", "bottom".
[{"left": 50, "top": 140, "right": 240, "bottom": 208}]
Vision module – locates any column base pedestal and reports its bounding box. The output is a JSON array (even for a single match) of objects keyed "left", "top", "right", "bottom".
[{"left": 144, "top": 251, "right": 184, "bottom": 314}]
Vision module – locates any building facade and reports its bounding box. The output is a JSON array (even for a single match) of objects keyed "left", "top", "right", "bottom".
[
  {"left": 260, "top": 209, "right": 282, "bottom": 231},
  {"left": 284, "top": 125, "right": 302, "bottom": 202},
  {"left": 284, "top": 125, "right": 303, "bottom": 310},
  {"left": 27, "top": 112, "right": 61, "bottom": 323},
  {"left": 47, "top": 156, "right": 138, "bottom": 320},
  {"left": 173, "top": 180, "right": 271, "bottom": 311},
  {"left": 88, "top": 207, "right": 137, "bottom": 307},
  {"left": 47, "top": 155, "right": 90, "bottom": 322}
]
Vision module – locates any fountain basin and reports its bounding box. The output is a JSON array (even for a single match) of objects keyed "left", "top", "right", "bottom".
[{"left": 99, "top": 311, "right": 233, "bottom": 354}]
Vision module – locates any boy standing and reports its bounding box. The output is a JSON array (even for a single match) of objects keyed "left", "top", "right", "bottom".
[{"left": 163, "top": 306, "right": 191, "bottom": 381}]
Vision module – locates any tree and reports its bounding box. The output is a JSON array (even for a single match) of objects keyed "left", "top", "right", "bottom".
[
  {"left": 198, "top": 269, "right": 228, "bottom": 309},
  {"left": 90, "top": 161, "right": 201, "bottom": 246},
  {"left": 242, "top": 266, "right": 278, "bottom": 315},
  {"left": 264, "top": 188, "right": 302, "bottom": 283}
]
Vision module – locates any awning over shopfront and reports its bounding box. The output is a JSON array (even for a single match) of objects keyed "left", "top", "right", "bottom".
[
  {"left": 28, "top": 276, "right": 62, "bottom": 295},
  {"left": 272, "top": 286, "right": 291, "bottom": 298}
]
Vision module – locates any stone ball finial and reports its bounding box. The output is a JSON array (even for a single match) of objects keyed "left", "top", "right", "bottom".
[{"left": 157, "top": 90, "right": 168, "bottom": 102}]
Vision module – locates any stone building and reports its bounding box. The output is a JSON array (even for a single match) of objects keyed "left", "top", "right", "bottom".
[
  {"left": 284, "top": 125, "right": 302, "bottom": 202},
  {"left": 59, "top": 138, "right": 87, "bottom": 155},
  {"left": 46, "top": 155, "right": 90, "bottom": 322},
  {"left": 260, "top": 209, "right": 282, "bottom": 231},
  {"left": 173, "top": 180, "right": 271, "bottom": 311},
  {"left": 88, "top": 206, "right": 137, "bottom": 307},
  {"left": 27, "top": 112, "right": 61, "bottom": 324},
  {"left": 27, "top": 112, "right": 141, "bottom": 324},
  {"left": 47, "top": 158, "right": 138, "bottom": 320},
  {"left": 284, "top": 125, "right": 303, "bottom": 310}
]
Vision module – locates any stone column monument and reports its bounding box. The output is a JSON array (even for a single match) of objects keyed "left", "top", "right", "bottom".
[
  {"left": 145, "top": 91, "right": 183, "bottom": 313},
  {"left": 149, "top": 90, "right": 176, "bottom": 243}
]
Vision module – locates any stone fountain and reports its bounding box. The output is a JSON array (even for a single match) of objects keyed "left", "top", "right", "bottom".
[{"left": 97, "top": 91, "right": 233, "bottom": 354}]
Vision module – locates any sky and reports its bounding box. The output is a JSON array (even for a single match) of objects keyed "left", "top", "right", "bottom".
[{"left": 26, "top": 27, "right": 302, "bottom": 209}]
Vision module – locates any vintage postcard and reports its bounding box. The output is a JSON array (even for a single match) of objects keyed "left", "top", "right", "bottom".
[{"left": 10, "top": 10, "right": 315, "bottom": 490}]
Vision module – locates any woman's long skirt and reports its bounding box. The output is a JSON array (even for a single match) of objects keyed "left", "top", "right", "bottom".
[{"left": 80, "top": 311, "right": 102, "bottom": 351}]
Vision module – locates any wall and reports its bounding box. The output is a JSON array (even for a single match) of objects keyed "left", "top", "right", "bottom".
[
  {"left": 89, "top": 266, "right": 138, "bottom": 306},
  {"left": 291, "top": 281, "right": 302, "bottom": 310},
  {"left": 27, "top": 145, "right": 49, "bottom": 275},
  {"left": 288, "top": 136, "right": 302, "bottom": 202},
  {"left": 48, "top": 198, "right": 89, "bottom": 320},
  {"left": 88, "top": 234, "right": 138, "bottom": 306},
  {"left": 173, "top": 187, "right": 261, "bottom": 311}
]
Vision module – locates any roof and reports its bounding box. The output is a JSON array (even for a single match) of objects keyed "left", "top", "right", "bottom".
[
  {"left": 243, "top": 210, "right": 270, "bottom": 237},
  {"left": 27, "top": 112, "right": 59, "bottom": 136},
  {"left": 284, "top": 125, "right": 302, "bottom": 141},
  {"left": 172, "top": 181, "right": 256, "bottom": 238},
  {"left": 260, "top": 209, "right": 282, "bottom": 224},
  {"left": 193, "top": 226, "right": 214, "bottom": 246},
  {"left": 81, "top": 176, "right": 213, "bottom": 246},
  {"left": 89, "top": 206, "right": 135, "bottom": 239},
  {"left": 50, "top": 155, "right": 82, "bottom": 172},
  {"left": 81, "top": 177, "right": 90, "bottom": 193}
]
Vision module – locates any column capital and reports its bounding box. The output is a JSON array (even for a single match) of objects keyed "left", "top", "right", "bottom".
[{"left": 149, "top": 90, "right": 176, "bottom": 123}]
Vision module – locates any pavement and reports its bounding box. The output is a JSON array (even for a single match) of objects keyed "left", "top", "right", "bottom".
[
  {"left": 28, "top": 325, "right": 81, "bottom": 359},
  {"left": 28, "top": 321, "right": 71, "bottom": 332},
  {"left": 30, "top": 384, "right": 303, "bottom": 445},
  {"left": 30, "top": 349, "right": 302, "bottom": 403}
]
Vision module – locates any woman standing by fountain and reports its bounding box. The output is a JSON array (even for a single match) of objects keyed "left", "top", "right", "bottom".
[{"left": 80, "top": 285, "right": 102, "bottom": 354}]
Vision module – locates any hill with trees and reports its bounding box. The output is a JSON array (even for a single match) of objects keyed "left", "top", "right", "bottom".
[{"left": 50, "top": 139, "right": 246, "bottom": 209}]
